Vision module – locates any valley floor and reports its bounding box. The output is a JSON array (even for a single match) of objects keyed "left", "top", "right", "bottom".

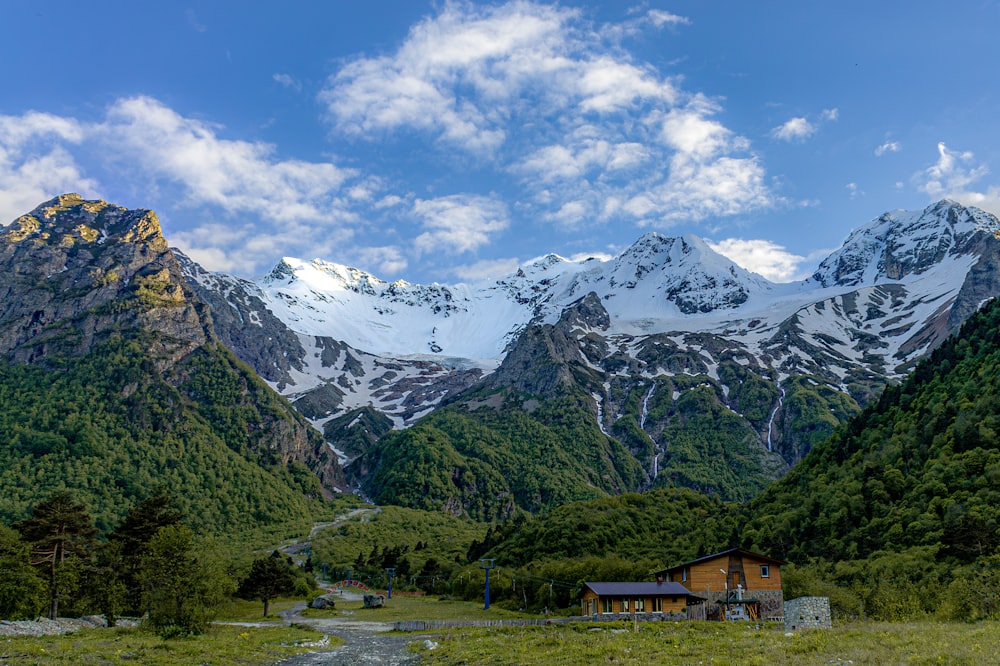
[{"left": 407, "top": 619, "right": 999, "bottom": 665}]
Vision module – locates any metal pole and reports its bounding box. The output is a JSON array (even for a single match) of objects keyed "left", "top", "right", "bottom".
[
  {"left": 479, "top": 559, "right": 495, "bottom": 610},
  {"left": 386, "top": 567, "right": 396, "bottom": 599}
]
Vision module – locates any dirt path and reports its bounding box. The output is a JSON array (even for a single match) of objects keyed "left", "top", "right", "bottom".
[
  {"left": 272, "top": 508, "right": 430, "bottom": 664},
  {"left": 273, "top": 603, "right": 430, "bottom": 665}
]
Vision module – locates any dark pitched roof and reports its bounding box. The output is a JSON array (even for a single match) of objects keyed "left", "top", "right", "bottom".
[
  {"left": 583, "top": 581, "right": 703, "bottom": 599},
  {"left": 660, "top": 548, "right": 787, "bottom": 573}
]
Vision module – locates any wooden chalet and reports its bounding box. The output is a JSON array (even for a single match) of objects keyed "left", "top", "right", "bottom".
[
  {"left": 581, "top": 581, "right": 704, "bottom": 618},
  {"left": 656, "top": 548, "right": 786, "bottom": 621}
]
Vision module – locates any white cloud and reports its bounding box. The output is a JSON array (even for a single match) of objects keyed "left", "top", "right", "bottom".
[
  {"left": 1, "top": 99, "right": 373, "bottom": 273},
  {"left": 320, "top": 0, "right": 772, "bottom": 230},
  {"left": 915, "top": 142, "right": 1000, "bottom": 215},
  {"left": 846, "top": 182, "right": 863, "bottom": 199},
  {"left": 708, "top": 238, "right": 809, "bottom": 282},
  {"left": 412, "top": 194, "right": 509, "bottom": 254},
  {"left": 567, "top": 250, "right": 613, "bottom": 263},
  {"left": 353, "top": 245, "right": 409, "bottom": 276},
  {"left": 0, "top": 112, "right": 99, "bottom": 224},
  {"left": 451, "top": 256, "right": 521, "bottom": 280},
  {"left": 102, "top": 96, "right": 357, "bottom": 222},
  {"left": 320, "top": 1, "right": 578, "bottom": 154},
  {"left": 875, "top": 140, "right": 901, "bottom": 157},
  {"left": 771, "top": 117, "right": 815, "bottom": 142},
  {"left": 646, "top": 9, "right": 691, "bottom": 27},
  {"left": 273, "top": 73, "right": 302, "bottom": 91},
  {"left": 771, "top": 108, "right": 837, "bottom": 143}
]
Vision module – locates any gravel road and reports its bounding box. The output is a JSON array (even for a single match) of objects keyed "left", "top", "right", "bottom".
[{"left": 272, "top": 594, "right": 432, "bottom": 666}]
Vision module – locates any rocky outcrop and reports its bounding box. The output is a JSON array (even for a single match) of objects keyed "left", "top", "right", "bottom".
[
  {"left": 177, "top": 252, "right": 307, "bottom": 388},
  {"left": 0, "top": 194, "right": 343, "bottom": 495},
  {"left": 0, "top": 194, "right": 207, "bottom": 366},
  {"left": 485, "top": 293, "right": 610, "bottom": 398}
]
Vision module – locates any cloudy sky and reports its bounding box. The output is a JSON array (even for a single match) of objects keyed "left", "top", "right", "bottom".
[{"left": 2, "top": 1, "right": 999, "bottom": 283}]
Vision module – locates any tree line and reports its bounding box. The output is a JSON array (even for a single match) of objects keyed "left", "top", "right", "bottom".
[{"left": 0, "top": 490, "right": 313, "bottom": 635}]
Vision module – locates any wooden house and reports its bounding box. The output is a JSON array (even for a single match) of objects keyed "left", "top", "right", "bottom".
[
  {"left": 656, "top": 548, "right": 786, "bottom": 621},
  {"left": 580, "top": 581, "right": 703, "bottom": 618}
]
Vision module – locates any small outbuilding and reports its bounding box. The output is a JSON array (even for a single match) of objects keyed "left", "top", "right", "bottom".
[
  {"left": 784, "top": 596, "right": 831, "bottom": 631},
  {"left": 581, "top": 581, "right": 704, "bottom": 619}
]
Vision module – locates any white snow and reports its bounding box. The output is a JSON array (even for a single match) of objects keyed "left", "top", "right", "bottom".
[{"left": 183, "top": 201, "right": 1000, "bottom": 432}]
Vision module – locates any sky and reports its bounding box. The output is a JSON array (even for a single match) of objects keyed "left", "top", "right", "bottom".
[{"left": 2, "top": 1, "right": 1000, "bottom": 284}]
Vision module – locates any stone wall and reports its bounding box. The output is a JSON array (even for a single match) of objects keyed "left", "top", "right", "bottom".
[
  {"left": 700, "top": 590, "right": 784, "bottom": 621},
  {"left": 784, "top": 596, "right": 831, "bottom": 630}
]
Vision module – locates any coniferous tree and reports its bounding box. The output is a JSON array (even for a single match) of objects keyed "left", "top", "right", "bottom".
[
  {"left": 108, "top": 491, "right": 183, "bottom": 615},
  {"left": 0, "top": 524, "right": 46, "bottom": 619},
  {"left": 236, "top": 551, "right": 296, "bottom": 617},
  {"left": 13, "top": 491, "right": 97, "bottom": 619},
  {"left": 140, "top": 524, "right": 232, "bottom": 636}
]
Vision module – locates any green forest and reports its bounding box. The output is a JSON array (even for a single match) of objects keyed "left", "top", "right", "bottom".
[
  {"left": 0, "top": 332, "right": 332, "bottom": 538},
  {"left": 0, "top": 490, "right": 315, "bottom": 633},
  {"left": 3, "top": 279, "right": 1000, "bottom": 626}
]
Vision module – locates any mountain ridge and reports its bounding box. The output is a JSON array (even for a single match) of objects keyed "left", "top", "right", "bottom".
[
  {"left": 0, "top": 194, "right": 343, "bottom": 531},
  {"left": 7, "top": 194, "right": 1000, "bottom": 516}
]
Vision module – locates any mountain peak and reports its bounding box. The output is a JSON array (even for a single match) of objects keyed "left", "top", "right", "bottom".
[
  {"left": 8, "top": 193, "right": 167, "bottom": 252},
  {"left": 811, "top": 200, "right": 1000, "bottom": 287},
  {"left": 0, "top": 195, "right": 199, "bottom": 365}
]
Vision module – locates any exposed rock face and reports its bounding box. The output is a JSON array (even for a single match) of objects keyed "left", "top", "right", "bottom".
[
  {"left": 0, "top": 194, "right": 207, "bottom": 366},
  {"left": 177, "top": 251, "right": 307, "bottom": 387},
  {"left": 485, "top": 293, "right": 609, "bottom": 397},
  {"left": 0, "top": 194, "right": 343, "bottom": 493}
]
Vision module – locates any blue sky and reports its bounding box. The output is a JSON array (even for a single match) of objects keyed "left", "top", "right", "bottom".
[{"left": 2, "top": 1, "right": 999, "bottom": 283}]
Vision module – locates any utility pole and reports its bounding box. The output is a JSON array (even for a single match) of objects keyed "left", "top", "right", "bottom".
[
  {"left": 479, "top": 558, "right": 495, "bottom": 610},
  {"left": 386, "top": 567, "right": 396, "bottom": 599}
]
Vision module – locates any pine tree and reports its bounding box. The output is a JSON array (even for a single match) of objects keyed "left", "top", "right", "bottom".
[
  {"left": 236, "top": 551, "right": 296, "bottom": 617},
  {"left": 108, "top": 491, "right": 183, "bottom": 615},
  {"left": 13, "top": 492, "right": 97, "bottom": 619},
  {"left": 0, "top": 525, "right": 46, "bottom": 619}
]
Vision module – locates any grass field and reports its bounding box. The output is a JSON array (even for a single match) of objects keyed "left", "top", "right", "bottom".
[
  {"left": 0, "top": 624, "right": 339, "bottom": 666},
  {"left": 414, "top": 619, "right": 1000, "bottom": 665}
]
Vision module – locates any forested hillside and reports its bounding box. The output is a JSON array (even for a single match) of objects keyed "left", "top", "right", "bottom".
[
  {"left": 0, "top": 334, "right": 330, "bottom": 536},
  {"left": 484, "top": 488, "right": 739, "bottom": 567},
  {"left": 0, "top": 195, "right": 339, "bottom": 539},
  {"left": 744, "top": 297, "right": 1000, "bottom": 565},
  {"left": 356, "top": 391, "right": 645, "bottom": 521}
]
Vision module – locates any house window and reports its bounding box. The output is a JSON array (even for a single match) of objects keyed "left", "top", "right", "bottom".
[
  {"left": 682, "top": 568, "right": 687, "bottom": 582},
  {"left": 602, "top": 597, "right": 613, "bottom": 613},
  {"left": 635, "top": 598, "right": 645, "bottom": 612},
  {"left": 621, "top": 598, "right": 630, "bottom": 613},
  {"left": 652, "top": 598, "right": 663, "bottom": 612},
  {"left": 760, "top": 565, "right": 770, "bottom": 578}
]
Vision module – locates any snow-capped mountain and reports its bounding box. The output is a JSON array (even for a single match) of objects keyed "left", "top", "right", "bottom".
[
  {"left": 178, "top": 199, "right": 1000, "bottom": 486},
  {"left": 251, "top": 232, "right": 779, "bottom": 363}
]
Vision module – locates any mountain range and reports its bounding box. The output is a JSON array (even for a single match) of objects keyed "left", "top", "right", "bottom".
[
  {"left": 4, "top": 194, "right": 1000, "bottom": 522},
  {"left": 174, "top": 198, "right": 1000, "bottom": 506}
]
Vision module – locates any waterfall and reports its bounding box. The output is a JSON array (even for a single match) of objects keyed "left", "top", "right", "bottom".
[
  {"left": 640, "top": 381, "right": 657, "bottom": 430},
  {"left": 765, "top": 382, "right": 785, "bottom": 452},
  {"left": 640, "top": 381, "right": 659, "bottom": 478}
]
